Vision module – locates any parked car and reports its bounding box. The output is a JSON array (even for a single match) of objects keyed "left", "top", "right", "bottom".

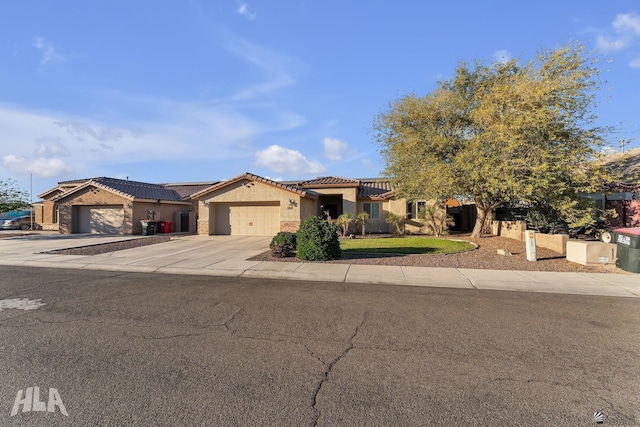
[{"left": 1, "top": 215, "right": 37, "bottom": 230}]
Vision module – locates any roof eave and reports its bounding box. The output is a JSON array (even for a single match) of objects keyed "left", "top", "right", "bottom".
[
  {"left": 299, "top": 183, "right": 361, "bottom": 189},
  {"left": 132, "top": 198, "right": 193, "bottom": 205},
  {"left": 192, "top": 172, "right": 318, "bottom": 200}
]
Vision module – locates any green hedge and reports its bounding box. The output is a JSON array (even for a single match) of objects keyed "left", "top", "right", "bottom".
[
  {"left": 296, "top": 216, "right": 341, "bottom": 261},
  {"left": 269, "top": 231, "right": 297, "bottom": 258}
]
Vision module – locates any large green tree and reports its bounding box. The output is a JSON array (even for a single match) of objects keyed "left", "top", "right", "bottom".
[
  {"left": 374, "top": 42, "right": 613, "bottom": 237},
  {"left": 0, "top": 179, "right": 30, "bottom": 213}
]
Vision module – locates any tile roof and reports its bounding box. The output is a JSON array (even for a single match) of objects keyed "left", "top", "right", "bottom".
[
  {"left": 357, "top": 179, "right": 395, "bottom": 199},
  {"left": 58, "top": 178, "right": 92, "bottom": 185},
  {"left": 190, "top": 173, "right": 319, "bottom": 199},
  {"left": 286, "top": 176, "right": 396, "bottom": 198},
  {"left": 37, "top": 187, "right": 65, "bottom": 199},
  {"left": 296, "top": 176, "right": 360, "bottom": 187},
  {"left": 53, "top": 177, "right": 184, "bottom": 202},
  {"left": 46, "top": 173, "right": 399, "bottom": 202},
  {"left": 161, "top": 182, "right": 219, "bottom": 199}
]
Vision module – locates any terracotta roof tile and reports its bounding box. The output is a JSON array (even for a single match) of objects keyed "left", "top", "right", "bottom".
[
  {"left": 191, "top": 173, "right": 319, "bottom": 199},
  {"left": 297, "top": 176, "right": 360, "bottom": 187},
  {"left": 357, "top": 179, "right": 395, "bottom": 199}
]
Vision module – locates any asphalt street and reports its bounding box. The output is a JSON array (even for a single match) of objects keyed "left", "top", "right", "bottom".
[{"left": 0, "top": 266, "right": 638, "bottom": 426}]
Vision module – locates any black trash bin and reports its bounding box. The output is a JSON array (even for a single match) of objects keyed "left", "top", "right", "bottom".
[
  {"left": 141, "top": 220, "right": 157, "bottom": 236},
  {"left": 614, "top": 227, "right": 640, "bottom": 273}
]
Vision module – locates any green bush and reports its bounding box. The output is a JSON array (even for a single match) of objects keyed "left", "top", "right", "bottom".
[
  {"left": 269, "top": 231, "right": 297, "bottom": 258},
  {"left": 296, "top": 216, "right": 341, "bottom": 261}
]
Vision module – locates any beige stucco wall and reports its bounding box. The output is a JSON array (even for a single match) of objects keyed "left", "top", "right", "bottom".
[
  {"left": 533, "top": 233, "right": 569, "bottom": 256},
  {"left": 300, "top": 198, "right": 318, "bottom": 221},
  {"left": 197, "top": 179, "right": 313, "bottom": 235},
  {"left": 131, "top": 201, "right": 191, "bottom": 234},
  {"left": 355, "top": 199, "right": 392, "bottom": 233},
  {"left": 35, "top": 191, "right": 64, "bottom": 230},
  {"left": 57, "top": 187, "right": 130, "bottom": 234},
  {"left": 56, "top": 186, "right": 188, "bottom": 234},
  {"left": 566, "top": 241, "right": 617, "bottom": 265},
  {"left": 492, "top": 220, "right": 527, "bottom": 241},
  {"left": 314, "top": 187, "right": 357, "bottom": 216}
]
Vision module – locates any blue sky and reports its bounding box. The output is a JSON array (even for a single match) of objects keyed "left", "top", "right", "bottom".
[{"left": 1, "top": 1, "right": 639, "bottom": 198}]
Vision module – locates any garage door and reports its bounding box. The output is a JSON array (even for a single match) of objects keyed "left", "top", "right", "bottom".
[
  {"left": 77, "top": 205, "right": 124, "bottom": 234},
  {"left": 214, "top": 203, "right": 280, "bottom": 235}
]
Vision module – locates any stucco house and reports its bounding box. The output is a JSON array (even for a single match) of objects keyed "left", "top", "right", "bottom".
[
  {"left": 34, "top": 177, "right": 215, "bottom": 234},
  {"left": 34, "top": 172, "right": 475, "bottom": 235},
  {"left": 191, "top": 172, "right": 474, "bottom": 236}
]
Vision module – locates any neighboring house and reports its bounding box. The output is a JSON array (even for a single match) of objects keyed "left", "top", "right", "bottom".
[
  {"left": 35, "top": 177, "right": 209, "bottom": 234},
  {"left": 191, "top": 172, "right": 475, "bottom": 236},
  {"left": 36, "top": 172, "right": 476, "bottom": 236},
  {"left": 34, "top": 179, "right": 89, "bottom": 231},
  {"left": 593, "top": 148, "right": 640, "bottom": 228}
]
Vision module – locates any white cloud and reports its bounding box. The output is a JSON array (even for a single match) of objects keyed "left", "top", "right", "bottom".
[
  {"left": 322, "top": 137, "right": 348, "bottom": 160},
  {"left": 33, "top": 36, "right": 64, "bottom": 65},
  {"left": 0, "top": 98, "right": 305, "bottom": 181},
  {"left": 215, "top": 29, "right": 300, "bottom": 101},
  {"left": 613, "top": 12, "right": 640, "bottom": 34},
  {"left": 596, "top": 35, "right": 629, "bottom": 52},
  {"left": 361, "top": 158, "right": 376, "bottom": 170},
  {"left": 54, "top": 121, "right": 125, "bottom": 142},
  {"left": 596, "top": 12, "right": 640, "bottom": 53},
  {"left": 35, "top": 137, "right": 71, "bottom": 158},
  {"left": 3, "top": 155, "right": 73, "bottom": 177},
  {"left": 493, "top": 49, "right": 512, "bottom": 64},
  {"left": 236, "top": 2, "right": 256, "bottom": 20},
  {"left": 255, "top": 145, "right": 325, "bottom": 175},
  {"left": 630, "top": 56, "right": 640, "bottom": 68}
]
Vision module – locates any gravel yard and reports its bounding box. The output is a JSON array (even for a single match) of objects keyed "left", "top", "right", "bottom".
[
  {"left": 250, "top": 234, "right": 620, "bottom": 273},
  {"left": 43, "top": 235, "right": 173, "bottom": 255}
]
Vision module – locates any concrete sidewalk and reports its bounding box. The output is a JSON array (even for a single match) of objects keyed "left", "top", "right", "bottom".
[{"left": 0, "top": 233, "right": 638, "bottom": 298}]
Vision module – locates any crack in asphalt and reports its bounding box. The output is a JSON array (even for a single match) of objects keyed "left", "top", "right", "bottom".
[
  {"left": 125, "top": 332, "right": 212, "bottom": 340},
  {"left": 223, "top": 307, "right": 243, "bottom": 335},
  {"left": 304, "top": 344, "right": 327, "bottom": 367},
  {"left": 310, "top": 312, "right": 367, "bottom": 427}
]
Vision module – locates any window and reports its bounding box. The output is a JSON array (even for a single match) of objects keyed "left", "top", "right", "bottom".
[{"left": 363, "top": 202, "right": 380, "bottom": 219}]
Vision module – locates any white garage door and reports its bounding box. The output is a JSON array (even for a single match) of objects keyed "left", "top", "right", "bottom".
[
  {"left": 214, "top": 203, "right": 280, "bottom": 235},
  {"left": 78, "top": 205, "right": 124, "bottom": 234}
]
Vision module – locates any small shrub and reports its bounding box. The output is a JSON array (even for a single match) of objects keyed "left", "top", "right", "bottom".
[
  {"left": 270, "top": 231, "right": 297, "bottom": 258},
  {"left": 296, "top": 216, "right": 341, "bottom": 261}
]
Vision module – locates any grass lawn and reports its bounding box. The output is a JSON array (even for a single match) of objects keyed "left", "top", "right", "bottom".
[{"left": 340, "top": 236, "right": 475, "bottom": 254}]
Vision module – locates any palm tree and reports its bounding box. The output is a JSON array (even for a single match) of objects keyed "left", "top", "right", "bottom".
[
  {"left": 418, "top": 202, "right": 454, "bottom": 236},
  {"left": 355, "top": 211, "right": 369, "bottom": 236},
  {"left": 385, "top": 212, "right": 404, "bottom": 235},
  {"left": 335, "top": 212, "right": 353, "bottom": 237}
]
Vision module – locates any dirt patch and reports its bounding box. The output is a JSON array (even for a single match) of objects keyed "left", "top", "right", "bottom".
[
  {"left": 250, "top": 234, "right": 619, "bottom": 273},
  {"left": 43, "top": 235, "right": 173, "bottom": 255}
]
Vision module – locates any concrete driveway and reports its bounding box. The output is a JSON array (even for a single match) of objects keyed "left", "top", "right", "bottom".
[
  {"left": 0, "top": 233, "right": 272, "bottom": 273},
  {"left": 94, "top": 235, "right": 273, "bottom": 272}
]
